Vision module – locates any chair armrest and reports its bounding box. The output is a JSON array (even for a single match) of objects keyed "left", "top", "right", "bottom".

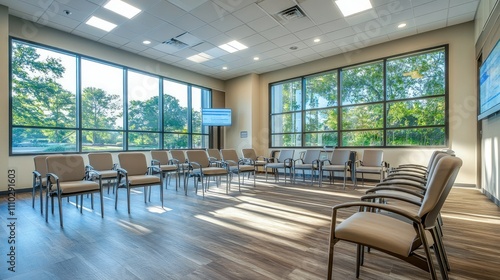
[
  {"left": 112, "top": 163, "right": 118, "bottom": 170},
  {"left": 365, "top": 186, "right": 425, "bottom": 199},
  {"left": 86, "top": 170, "right": 102, "bottom": 182},
  {"left": 33, "top": 170, "right": 42, "bottom": 177},
  {"left": 361, "top": 193, "right": 422, "bottom": 207},
  {"left": 151, "top": 159, "right": 160, "bottom": 166},
  {"left": 86, "top": 164, "right": 95, "bottom": 171},
  {"left": 376, "top": 181, "right": 426, "bottom": 192},
  {"left": 46, "top": 173, "right": 60, "bottom": 192},
  {"left": 293, "top": 158, "right": 304, "bottom": 165},
  {"left": 332, "top": 201, "right": 420, "bottom": 223},
  {"left": 312, "top": 159, "right": 321, "bottom": 169},
  {"left": 284, "top": 158, "right": 294, "bottom": 167},
  {"left": 148, "top": 166, "right": 161, "bottom": 175}
]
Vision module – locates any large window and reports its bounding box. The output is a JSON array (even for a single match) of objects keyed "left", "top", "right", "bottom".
[
  {"left": 10, "top": 39, "right": 211, "bottom": 155},
  {"left": 269, "top": 47, "right": 447, "bottom": 148}
]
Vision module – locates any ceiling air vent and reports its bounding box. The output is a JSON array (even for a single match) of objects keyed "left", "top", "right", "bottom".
[
  {"left": 163, "top": 37, "right": 189, "bottom": 50},
  {"left": 274, "top": 5, "right": 306, "bottom": 23}
]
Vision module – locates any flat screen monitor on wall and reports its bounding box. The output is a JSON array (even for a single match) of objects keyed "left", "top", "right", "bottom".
[
  {"left": 202, "top": 108, "right": 232, "bottom": 126},
  {"left": 479, "top": 39, "right": 500, "bottom": 120}
]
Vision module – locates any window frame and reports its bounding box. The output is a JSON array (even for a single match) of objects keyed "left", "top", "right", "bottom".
[
  {"left": 269, "top": 45, "right": 449, "bottom": 149},
  {"left": 9, "top": 37, "right": 212, "bottom": 155}
]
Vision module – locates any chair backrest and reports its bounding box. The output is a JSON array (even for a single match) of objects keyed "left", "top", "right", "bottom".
[
  {"left": 170, "top": 150, "right": 187, "bottom": 163},
  {"left": 151, "top": 150, "right": 169, "bottom": 165},
  {"left": 220, "top": 149, "right": 239, "bottom": 163},
  {"left": 118, "top": 153, "right": 148, "bottom": 176},
  {"left": 207, "top": 149, "right": 221, "bottom": 161},
  {"left": 301, "top": 150, "right": 321, "bottom": 164},
  {"left": 88, "top": 152, "right": 114, "bottom": 171},
  {"left": 361, "top": 149, "right": 383, "bottom": 167},
  {"left": 46, "top": 155, "right": 86, "bottom": 182},
  {"left": 186, "top": 150, "right": 210, "bottom": 168},
  {"left": 418, "top": 156, "right": 462, "bottom": 228},
  {"left": 242, "top": 148, "right": 257, "bottom": 160},
  {"left": 425, "top": 152, "right": 449, "bottom": 178},
  {"left": 330, "top": 149, "right": 351, "bottom": 165},
  {"left": 34, "top": 155, "right": 50, "bottom": 177},
  {"left": 277, "top": 149, "right": 294, "bottom": 162}
]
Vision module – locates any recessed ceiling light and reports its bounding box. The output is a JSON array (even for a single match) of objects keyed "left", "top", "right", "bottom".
[
  {"left": 314, "top": 38, "right": 321, "bottom": 43},
  {"left": 143, "top": 40, "right": 151, "bottom": 45},
  {"left": 253, "top": 57, "right": 260, "bottom": 61},
  {"left": 222, "top": 66, "right": 228, "bottom": 70},
  {"left": 398, "top": 23, "right": 407, "bottom": 28},
  {"left": 187, "top": 52, "right": 213, "bottom": 63},
  {"left": 335, "top": 0, "right": 372, "bottom": 17},
  {"left": 86, "top": 16, "right": 117, "bottom": 32},
  {"left": 218, "top": 40, "right": 248, "bottom": 53},
  {"left": 104, "top": 0, "right": 141, "bottom": 19}
]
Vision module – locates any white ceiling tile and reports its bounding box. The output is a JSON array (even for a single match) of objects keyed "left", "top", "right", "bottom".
[
  {"left": 386, "top": 26, "right": 417, "bottom": 40},
  {"left": 344, "top": 9, "right": 380, "bottom": 26},
  {"left": 130, "top": 12, "right": 164, "bottom": 29},
  {"left": 449, "top": 0, "right": 479, "bottom": 7},
  {"left": 190, "top": 1, "right": 227, "bottom": 23},
  {"left": 74, "top": 22, "right": 109, "bottom": 38},
  {"left": 171, "top": 13, "right": 206, "bottom": 31},
  {"left": 414, "top": 10, "right": 447, "bottom": 26},
  {"left": 143, "top": 22, "right": 184, "bottom": 42},
  {"left": 232, "top": 3, "right": 267, "bottom": 22},
  {"left": 147, "top": 1, "right": 186, "bottom": 23},
  {"left": 374, "top": 0, "right": 413, "bottom": 15},
  {"left": 246, "top": 41, "right": 279, "bottom": 55},
  {"left": 319, "top": 47, "right": 343, "bottom": 58},
  {"left": 282, "top": 16, "right": 315, "bottom": 33},
  {"left": 310, "top": 41, "right": 336, "bottom": 52},
  {"left": 139, "top": 48, "right": 166, "bottom": 59},
  {"left": 282, "top": 41, "right": 309, "bottom": 53},
  {"left": 72, "top": 29, "right": 102, "bottom": 41},
  {"left": 126, "top": 0, "right": 162, "bottom": 10},
  {"left": 448, "top": 1, "right": 479, "bottom": 18},
  {"left": 318, "top": 18, "right": 350, "bottom": 33},
  {"left": 190, "top": 24, "right": 222, "bottom": 41},
  {"left": 205, "top": 33, "right": 232, "bottom": 46},
  {"left": 191, "top": 42, "right": 215, "bottom": 52},
  {"left": 43, "top": 20, "right": 74, "bottom": 33},
  {"left": 168, "top": 0, "right": 207, "bottom": 12},
  {"left": 256, "top": 0, "right": 296, "bottom": 15},
  {"left": 413, "top": 0, "right": 449, "bottom": 17},
  {"left": 99, "top": 33, "right": 130, "bottom": 46},
  {"left": 214, "top": 0, "right": 259, "bottom": 13},
  {"left": 325, "top": 27, "right": 355, "bottom": 41},
  {"left": 298, "top": 53, "right": 323, "bottom": 63},
  {"left": 238, "top": 33, "right": 267, "bottom": 47},
  {"left": 259, "top": 25, "right": 290, "bottom": 40},
  {"left": 291, "top": 47, "right": 317, "bottom": 58},
  {"left": 294, "top": 26, "right": 323, "bottom": 40},
  {"left": 247, "top": 15, "right": 279, "bottom": 32},
  {"left": 210, "top": 14, "right": 244, "bottom": 32},
  {"left": 272, "top": 34, "right": 300, "bottom": 47},
  {"left": 59, "top": 0, "right": 100, "bottom": 13},
  {"left": 41, "top": 13, "right": 81, "bottom": 29},
  {"left": 299, "top": 0, "right": 344, "bottom": 25},
  {"left": 261, "top": 47, "right": 287, "bottom": 58},
  {"left": 123, "top": 41, "right": 149, "bottom": 52},
  {"left": 225, "top": 24, "right": 256, "bottom": 40}
]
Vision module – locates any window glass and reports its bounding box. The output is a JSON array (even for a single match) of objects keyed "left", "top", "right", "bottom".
[
  {"left": 304, "top": 132, "right": 338, "bottom": 147},
  {"left": 271, "top": 79, "right": 302, "bottom": 114},
  {"left": 341, "top": 104, "right": 384, "bottom": 130},
  {"left": 386, "top": 49, "right": 445, "bottom": 100},
  {"left": 82, "top": 131, "right": 123, "bottom": 152},
  {"left": 341, "top": 61, "right": 384, "bottom": 105},
  {"left": 164, "top": 133, "right": 188, "bottom": 149},
  {"left": 128, "top": 132, "right": 160, "bottom": 150},
  {"left": 128, "top": 70, "right": 159, "bottom": 132},
  {"left": 342, "top": 131, "right": 383, "bottom": 147},
  {"left": 386, "top": 128, "right": 445, "bottom": 146},
  {"left": 386, "top": 97, "right": 445, "bottom": 128},
  {"left": 271, "top": 113, "right": 302, "bottom": 134},
  {"left": 12, "top": 128, "right": 77, "bottom": 154},
  {"left": 305, "top": 71, "right": 337, "bottom": 109},
  {"left": 271, "top": 134, "right": 301, "bottom": 147},
  {"left": 163, "top": 80, "right": 188, "bottom": 133}
]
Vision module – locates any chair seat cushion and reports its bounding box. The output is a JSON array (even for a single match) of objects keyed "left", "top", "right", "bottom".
[
  {"left": 96, "top": 170, "right": 118, "bottom": 179},
  {"left": 294, "top": 163, "right": 317, "bottom": 170},
  {"left": 357, "top": 166, "right": 384, "bottom": 173},
  {"left": 229, "top": 165, "right": 255, "bottom": 172},
  {"left": 193, "top": 167, "right": 228, "bottom": 175},
  {"left": 322, "top": 164, "right": 347, "bottom": 172},
  {"left": 335, "top": 212, "right": 432, "bottom": 257},
  {"left": 255, "top": 160, "right": 267, "bottom": 166},
  {"left": 266, "top": 163, "right": 286, "bottom": 168},
  {"left": 125, "top": 175, "right": 160, "bottom": 186},
  {"left": 58, "top": 180, "right": 100, "bottom": 194},
  {"left": 160, "top": 165, "right": 178, "bottom": 172}
]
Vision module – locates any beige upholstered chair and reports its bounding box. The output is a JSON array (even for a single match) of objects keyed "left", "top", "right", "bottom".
[
  {"left": 185, "top": 150, "right": 230, "bottom": 196},
  {"left": 221, "top": 149, "right": 255, "bottom": 189},
  {"left": 33, "top": 155, "right": 50, "bottom": 214},
  {"left": 206, "top": 148, "right": 222, "bottom": 166},
  {"left": 354, "top": 149, "right": 387, "bottom": 186},
  {"left": 264, "top": 149, "right": 295, "bottom": 183},
  {"left": 116, "top": 153, "right": 163, "bottom": 213},
  {"left": 327, "top": 155, "right": 462, "bottom": 279},
  {"left": 170, "top": 150, "right": 190, "bottom": 188},
  {"left": 45, "top": 155, "right": 103, "bottom": 227},
  {"left": 320, "top": 149, "right": 351, "bottom": 188},
  {"left": 241, "top": 148, "right": 268, "bottom": 173},
  {"left": 87, "top": 152, "right": 118, "bottom": 194},
  {"left": 151, "top": 150, "right": 179, "bottom": 190},
  {"left": 292, "top": 150, "right": 321, "bottom": 184}
]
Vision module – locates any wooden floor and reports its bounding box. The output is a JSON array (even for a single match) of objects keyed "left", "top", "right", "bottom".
[{"left": 1, "top": 175, "right": 500, "bottom": 280}]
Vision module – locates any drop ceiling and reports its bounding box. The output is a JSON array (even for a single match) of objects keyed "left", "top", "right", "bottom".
[{"left": 0, "top": 0, "right": 480, "bottom": 80}]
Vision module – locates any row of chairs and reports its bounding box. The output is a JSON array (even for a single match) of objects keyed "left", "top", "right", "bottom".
[
  {"left": 246, "top": 148, "right": 387, "bottom": 188},
  {"left": 32, "top": 149, "right": 261, "bottom": 227},
  {"left": 327, "top": 149, "right": 461, "bottom": 279}
]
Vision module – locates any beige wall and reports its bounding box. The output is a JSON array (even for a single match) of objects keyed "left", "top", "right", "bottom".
[
  {"left": 0, "top": 14, "right": 225, "bottom": 191},
  {"left": 226, "top": 22, "right": 477, "bottom": 185}
]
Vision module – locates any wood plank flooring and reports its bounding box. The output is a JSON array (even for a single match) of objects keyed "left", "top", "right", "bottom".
[{"left": 1, "top": 175, "right": 500, "bottom": 279}]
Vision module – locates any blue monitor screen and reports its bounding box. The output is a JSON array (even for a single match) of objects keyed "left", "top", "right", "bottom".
[
  {"left": 479, "top": 39, "right": 500, "bottom": 120},
  {"left": 202, "top": 108, "right": 232, "bottom": 126}
]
